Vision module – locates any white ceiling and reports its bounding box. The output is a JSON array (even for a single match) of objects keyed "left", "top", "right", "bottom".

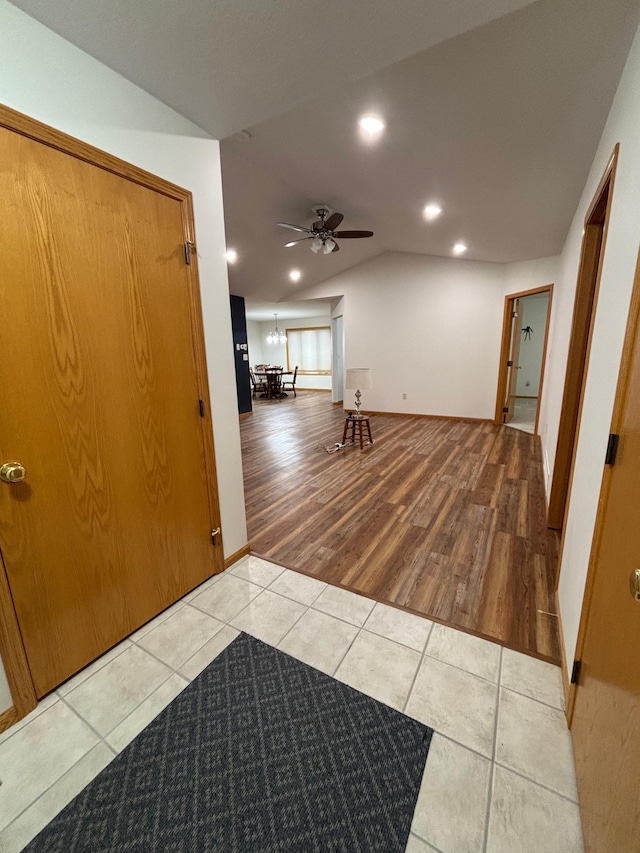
[
  {"left": 243, "top": 300, "right": 332, "bottom": 323},
  {"left": 221, "top": 0, "right": 640, "bottom": 303},
  {"left": 10, "top": 0, "right": 537, "bottom": 139},
  {"left": 11, "top": 0, "right": 640, "bottom": 312}
]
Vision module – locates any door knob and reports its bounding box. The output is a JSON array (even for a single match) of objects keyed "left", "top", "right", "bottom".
[
  {"left": 630, "top": 568, "right": 640, "bottom": 602},
  {"left": 0, "top": 462, "right": 26, "bottom": 483}
]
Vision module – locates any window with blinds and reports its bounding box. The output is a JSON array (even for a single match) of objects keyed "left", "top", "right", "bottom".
[{"left": 286, "top": 327, "right": 332, "bottom": 374}]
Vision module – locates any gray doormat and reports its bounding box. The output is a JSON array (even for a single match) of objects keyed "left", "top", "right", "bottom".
[{"left": 26, "top": 633, "right": 432, "bottom": 852}]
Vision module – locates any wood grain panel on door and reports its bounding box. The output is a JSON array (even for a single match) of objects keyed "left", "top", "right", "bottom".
[
  {"left": 0, "top": 125, "right": 221, "bottom": 697},
  {"left": 570, "top": 249, "right": 640, "bottom": 852}
]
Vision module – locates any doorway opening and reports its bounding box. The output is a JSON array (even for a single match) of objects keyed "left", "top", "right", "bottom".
[
  {"left": 331, "top": 314, "right": 344, "bottom": 404},
  {"left": 547, "top": 145, "right": 619, "bottom": 531},
  {"left": 494, "top": 285, "right": 553, "bottom": 435}
]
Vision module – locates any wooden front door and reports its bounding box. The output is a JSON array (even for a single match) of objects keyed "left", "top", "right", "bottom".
[
  {"left": 570, "top": 254, "right": 640, "bottom": 851},
  {"left": 504, "top": 298, "right": 523, "bottom": 423},
  {"left": 0, "top": 111, "right": 222, "bottom": 697}
]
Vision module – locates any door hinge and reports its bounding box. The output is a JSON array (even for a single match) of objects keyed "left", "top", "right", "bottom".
[
  {"left": 502, "top": 407, "right": 509, "bottom": 413},
  {"left": 507, "top": 360, "right": 513, "bottom": 367},
  {"left": 605, "top": 433, "right": 619, "bottom": 466},
  {"left": 184, "top": 241, "right": 195, "bottom": 265},
  {"left": 198, "top": 399, "right": 205, "bottom": 418},
  {"left": 512, "top": 311, "right": 518, "bottom": 318},
  {"left": 570, "top": 659, "right": 582, "bottom": 685},
  {"left": 211, "top": 527, "right": 221, "bottom": 545}
]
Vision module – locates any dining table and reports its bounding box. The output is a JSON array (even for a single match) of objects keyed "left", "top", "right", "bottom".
[{"left": 254, "top": 369, "right": 293, "bottom": 399}]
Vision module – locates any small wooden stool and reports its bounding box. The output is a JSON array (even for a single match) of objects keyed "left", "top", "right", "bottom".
[{"left": 342, "top": 415, "right": 374, "bottom": 449}]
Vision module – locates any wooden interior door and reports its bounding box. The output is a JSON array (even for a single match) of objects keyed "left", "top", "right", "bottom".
[
  {"left": 0, "top": 118, "right": 222, "bottom": 697},
  {"left": 547, "top": 146, "right": 617, "bottom": 531},
  {"left": 504, "top": 298, "right": 523, "bottom": 422},
  {"left": 570, "top": 255, "right": 640, "bottom": 851}
]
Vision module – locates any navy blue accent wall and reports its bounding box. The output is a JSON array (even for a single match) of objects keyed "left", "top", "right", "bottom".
[{"left": 230, "top": 295, "right": 252, "bottom": 415}]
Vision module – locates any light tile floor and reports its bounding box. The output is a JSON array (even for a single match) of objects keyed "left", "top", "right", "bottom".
[
  {"left": 506, "top": 397, "right": 538, "bottom": 434},
  {"left": 0, "top": 556, "right": 584, "bottom": 852}
]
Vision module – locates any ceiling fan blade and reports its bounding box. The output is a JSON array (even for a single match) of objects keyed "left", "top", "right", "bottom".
[
  {"left": 333, "top": 230, "right": 374, "bottom": 238},
  {"left": 331, "top": 241, "right": 340, "bottom": 252},
  {"left": 278, "top": 222, "right": 313, "bottom": 233},
  {"left": 284, "top": 237, "right": 311, "bottom": 247},
  {"left": 324, "top": 212, "right": 344, "bottom": 231}
]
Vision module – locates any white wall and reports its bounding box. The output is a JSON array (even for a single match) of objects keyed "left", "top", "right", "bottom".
[
  {"left": 502, "top": 256, "right": 559, "bottom": 297},
  {"left": 246, "top": 320, "right": 265, "bottom": 369},
  {"left": 516, "top": 293, "right": 549, "bottom": 396},
  {"left": 255, "top": 316, "right": 332, "bottom": 390},
  {"left": 298, "top": 252, "right": 506, "bottom": 417},
  {"left": 331, "top": 298, "right": 346, "bottom": 403},
  {"left": 544, "top": 21, "right": 640, "bottom": 667},
  {"left": 0, "top": 654, "right": 10, "bottom": 717},
  {"left": 332, "top": 315, "right": 344, "bottom": 404},
  {"left": 0, "top": 2, "right": 247, "bottom": 710}
]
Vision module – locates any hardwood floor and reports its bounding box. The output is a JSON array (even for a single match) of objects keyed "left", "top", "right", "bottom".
[{"left": 240, "top": 392, "right": 561, "bottom": 662}]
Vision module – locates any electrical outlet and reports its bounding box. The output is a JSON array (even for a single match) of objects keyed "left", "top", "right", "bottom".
[{"left": 402, "top": 393, "right": 407, "bottom": 400}]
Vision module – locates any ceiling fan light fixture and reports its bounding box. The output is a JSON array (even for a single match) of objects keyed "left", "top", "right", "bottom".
[{"left": 279, "top": 208, "right": 373, "bottom": 255}]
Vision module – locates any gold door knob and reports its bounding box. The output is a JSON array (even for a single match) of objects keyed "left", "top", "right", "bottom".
[
  {"left": 0, "top": 462, "right": 26, "bottom": 483},
  {"left": 630, "top": 568, "right": 640, "bottom": 602}
]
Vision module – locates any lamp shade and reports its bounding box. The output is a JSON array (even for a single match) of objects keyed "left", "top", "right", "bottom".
[{"left": 345, "top": 368, "right": 372, "bottom": 390}]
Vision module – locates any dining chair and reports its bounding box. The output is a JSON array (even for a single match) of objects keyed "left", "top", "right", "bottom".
[
  {"left": 281, "top": 366, "right": 298, "bottom": 397},
  {"left": 249, "top": 368, "right": 267, "bottom": 398}
]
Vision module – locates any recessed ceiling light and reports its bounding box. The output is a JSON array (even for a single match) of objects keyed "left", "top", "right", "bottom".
[
  {"left": 225, "top": 249, "right": 238, "bottom": 263},
  {"left": 453, "top": 242, "right": 468, "bottom": 256},
  {"left": 358, "top": 115, "right": 385, "bottom": 134},
  {"left": 423, "top": 204, "right": 443, "bottom": 221},
  {"left": 289, "top": 269, "right": 301, "bottom": 282}
]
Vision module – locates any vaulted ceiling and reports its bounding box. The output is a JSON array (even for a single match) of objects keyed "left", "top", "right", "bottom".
[
  {"left": 220, "top": 0, "right": 639, "bottom": 304},
  {"left": 11, "top": 0, "right": 640, "bottom": 312},
  {"left": 10, "top": 0, "right": 538, "bottom": 138}
]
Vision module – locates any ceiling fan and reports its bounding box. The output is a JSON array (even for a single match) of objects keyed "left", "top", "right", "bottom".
[{"left": 278, "top": 206, "right": 373, "bottom": 254}]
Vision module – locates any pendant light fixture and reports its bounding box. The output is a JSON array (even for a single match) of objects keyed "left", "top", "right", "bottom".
[{"left": 266, "top": 313, "right": 287, "bottom": 345}]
